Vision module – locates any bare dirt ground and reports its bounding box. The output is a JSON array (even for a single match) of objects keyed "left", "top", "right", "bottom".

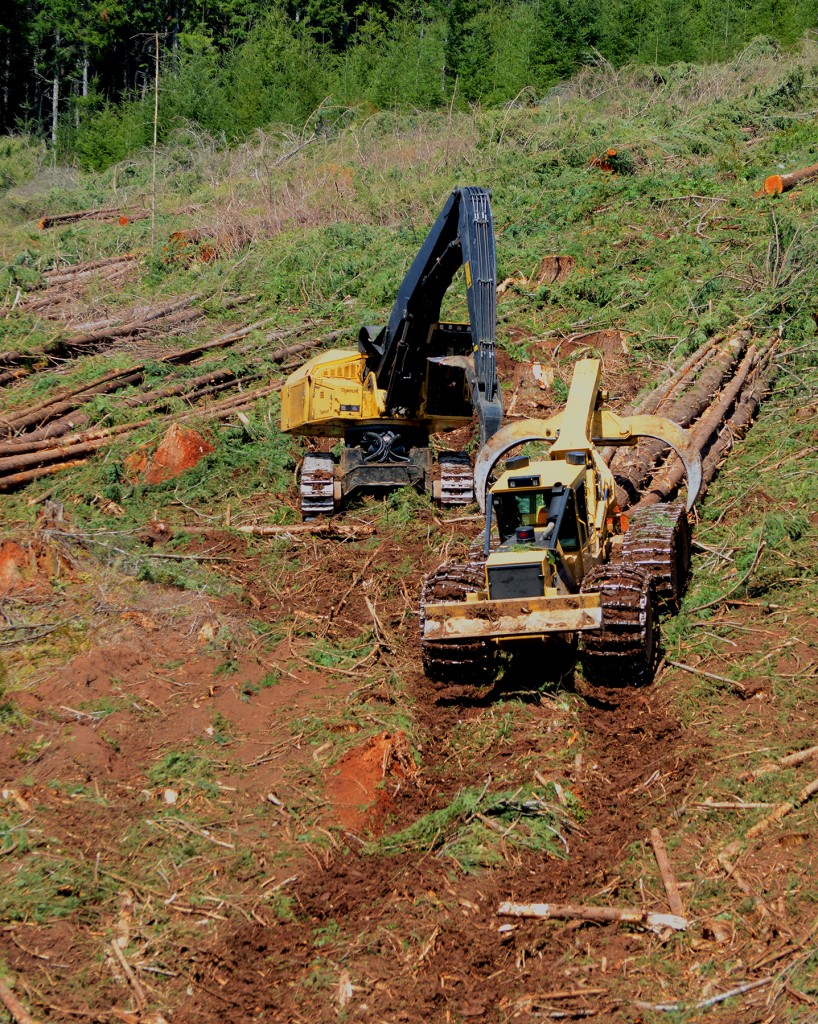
[
  {"left": 1, "top": 487, "right": 817, "bottom": 1023},
  {"left": 1, "top": 329, "right": 817, "bottom": 1024}
]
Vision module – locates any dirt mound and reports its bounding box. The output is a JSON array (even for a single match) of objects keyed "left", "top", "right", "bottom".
[
  {"left": 324, "top": 730, "right": 418, "bottom": 831},
  {"left": 0, "top": 540, "right": 28, "bottom": 592},
  {"left": 144, "top": 424, "right": 214, "bottom": 484},
  {"left": 126, "top": 424, "right": 214, "bottom": 484}
]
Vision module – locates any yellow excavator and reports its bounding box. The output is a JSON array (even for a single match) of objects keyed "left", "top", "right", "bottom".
[
  {"left": 419, "top": 358, "right": 703, "bottom": 687},
  {"left": 280, "top": 187, "right": 502, "bottom": 515}
]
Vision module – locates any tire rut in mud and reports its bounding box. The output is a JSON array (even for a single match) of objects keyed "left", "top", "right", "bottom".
[{"left": 173, "top": 682, "right": 701, "bottom": 1024}]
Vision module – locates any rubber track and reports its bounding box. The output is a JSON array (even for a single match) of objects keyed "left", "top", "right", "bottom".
[{"left": 622, "top": 501, "right": 690, "bottom": 609}]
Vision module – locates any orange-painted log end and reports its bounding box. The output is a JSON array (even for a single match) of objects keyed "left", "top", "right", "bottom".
[{"left": 764, "top": 175, "right": 784, "bottom": 195}]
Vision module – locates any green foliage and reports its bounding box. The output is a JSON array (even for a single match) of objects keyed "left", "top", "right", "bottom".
[
  {"left": 373, "top": 782, "right": 571, "bottom": 870},
  {"left": 0, "top": 856, "right": 112, "bottom": 922},
  {"left": 148, "top": 750, "right": 215, "bottom": 786},
  {"left": 0, "top": 137, "right": 44, "bottom": 193},
  {"left": 69, "top": 101, "right": 154, "bottom": 172},
  {"left": 8, "top": 0, "right": 818, "bottom": 170}
]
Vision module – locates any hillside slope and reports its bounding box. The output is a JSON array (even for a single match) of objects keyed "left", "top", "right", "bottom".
[{"left": 0, "top": 50, "right": 817, "bottom": 1024}]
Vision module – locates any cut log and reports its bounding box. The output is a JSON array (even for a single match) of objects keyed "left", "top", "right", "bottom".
[
  {"left": 633, "top": 339, "right": 775, "bottom": 511},
  {"left": 0, "top": 459, "right": 89, "bottom": 490},
  {"left": 38, "top": 208, "right": 148, "bottom": 229},
  {"left": 764, "top": 162, "right": 818, "bottom": 195},
  {"left": 613, "top": 333, "right": 749, "bottom": 504},
  {"left": 497, "top": 901, "right": 688, "bottom": 933}
]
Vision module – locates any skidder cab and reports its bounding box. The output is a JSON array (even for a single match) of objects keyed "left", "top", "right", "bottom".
[
  {"left": 488, "top": 457, "right": 592, "bottom": 599},
  {"left": 420, "top": 358, "right": 703, "bottom": 687}
]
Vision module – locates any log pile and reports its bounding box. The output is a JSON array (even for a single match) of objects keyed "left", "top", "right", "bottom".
[
  {"left": 609, "top": 330, "right": 779, "bottom": 512},
  {"left": 0, "top": 294, "right": 213, "bottom": 386},
  {"left": 0, "top": 313, "right": 776, "bottom": 496},
  {"left": 0, "top": 325, "right": 347, "bottom": 492},
  {"left": 1, "top": 254, "right": 139, "bottom": 319}
]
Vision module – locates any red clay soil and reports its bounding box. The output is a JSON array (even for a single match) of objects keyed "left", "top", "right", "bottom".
[
  {"left": 143, "top": 424, "right": 214, "bottom": 484},
  {"left": 324, "top": 730, "right": 418, "bottom": 831},
  {"left": 0, "top": 540, "right": 27, "bottom": 592},
  {"left": 1, "top": 489, "right": 816, "bottom": 1023},
  {"left": 168, "top": 684, "right": 697, "bottom": 1024}
]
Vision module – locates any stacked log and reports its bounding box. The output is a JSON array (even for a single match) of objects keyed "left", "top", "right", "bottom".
[
  {"left": 0, "top": 326, "right": 347, "bottom": 492},
  {"left": 610, "top": 331, "right": 778, "bottom": 513}
]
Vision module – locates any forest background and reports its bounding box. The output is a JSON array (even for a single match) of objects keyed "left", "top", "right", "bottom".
[{"left": 1, "top": 0, "right": 817, "bottom": 173}]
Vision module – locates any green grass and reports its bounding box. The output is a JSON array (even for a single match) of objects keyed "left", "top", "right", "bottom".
[
  {"left": 148, "top": 750, "right": 216, "bottom": 787},
  {"left": 372, "top": 781, "right": 573, "bottom": 870}
]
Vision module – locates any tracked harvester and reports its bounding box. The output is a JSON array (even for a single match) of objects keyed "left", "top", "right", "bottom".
[
  {"left": 420, "top": 359, "right": 703, "bottom": 687},
  {"left": 279, "top": 187, "right": 502, "bottom": 515}
]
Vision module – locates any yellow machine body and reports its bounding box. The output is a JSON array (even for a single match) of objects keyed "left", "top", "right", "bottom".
[
  {"left": 422, "top": 358, "right": 703, "bottom": 645},
  {"left": 279, "top": 345, "right": 475, "bottom": 438}
]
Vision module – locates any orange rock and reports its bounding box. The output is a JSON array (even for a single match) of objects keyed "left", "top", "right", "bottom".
[{"left": 143, "top": 424, "right": 214, "bottom": 485}]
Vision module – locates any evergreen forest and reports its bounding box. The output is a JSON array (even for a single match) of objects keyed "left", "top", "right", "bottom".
[{"left": 2, "top": 0, "right": 817, "bottom": 170}]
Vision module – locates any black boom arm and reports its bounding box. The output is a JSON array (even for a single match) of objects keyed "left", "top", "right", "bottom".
[{"left": 357, "top": 186, "right": 502, "bottom": 443}]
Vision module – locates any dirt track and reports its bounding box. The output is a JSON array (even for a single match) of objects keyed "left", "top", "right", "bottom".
[{"left": 1, "top": 479, "right": 817, "bottom": 1021}]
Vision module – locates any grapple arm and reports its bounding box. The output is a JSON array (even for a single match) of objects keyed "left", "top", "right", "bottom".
[{"left": 473, "top": 412, "right": 702, "bottom": 512}]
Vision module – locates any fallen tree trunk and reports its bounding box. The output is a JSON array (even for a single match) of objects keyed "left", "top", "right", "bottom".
[
  {"left": 601, "top": 334, "right": 724, "bottom": 464},
  {"left": 0, "top": 316, "right": 308, "bottom": 439},
  {"left": 497, "top": 901, "right": 688, "bottom": 933},
  {"left": 0, "top": 459, "right": 89, "bottom": 490},
  {"left": 0, "top": 420, "right": 151, "bottom": 460},
  {"left": 0, "top": 294, "right": 205, "bottom": 373},
  {"left": 0, "top": 369, "right": 146, "bottom": 437},
  {"left": 64, "top": 294, "right": 203, "bottom": 350},
  {"left": 41, "top": 253, "right": 138, "bottom": 286},
  {"left": 235, "top": 522, "right": 373, "bottom": 539},
  {"left": 38, "top": 208, "right": 148, "bottom": 229}
]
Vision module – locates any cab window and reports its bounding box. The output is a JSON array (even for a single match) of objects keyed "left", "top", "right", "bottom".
[{"left": 493, "top": 490, "right": 550, "bottom": 540}]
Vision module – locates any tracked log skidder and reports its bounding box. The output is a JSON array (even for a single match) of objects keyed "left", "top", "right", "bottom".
[
  {"left": 279, "top": 187, "right": 502, "bottom": 516},
  {"left": 419, "top": 358, "right": 703, "bottom": 687}
]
